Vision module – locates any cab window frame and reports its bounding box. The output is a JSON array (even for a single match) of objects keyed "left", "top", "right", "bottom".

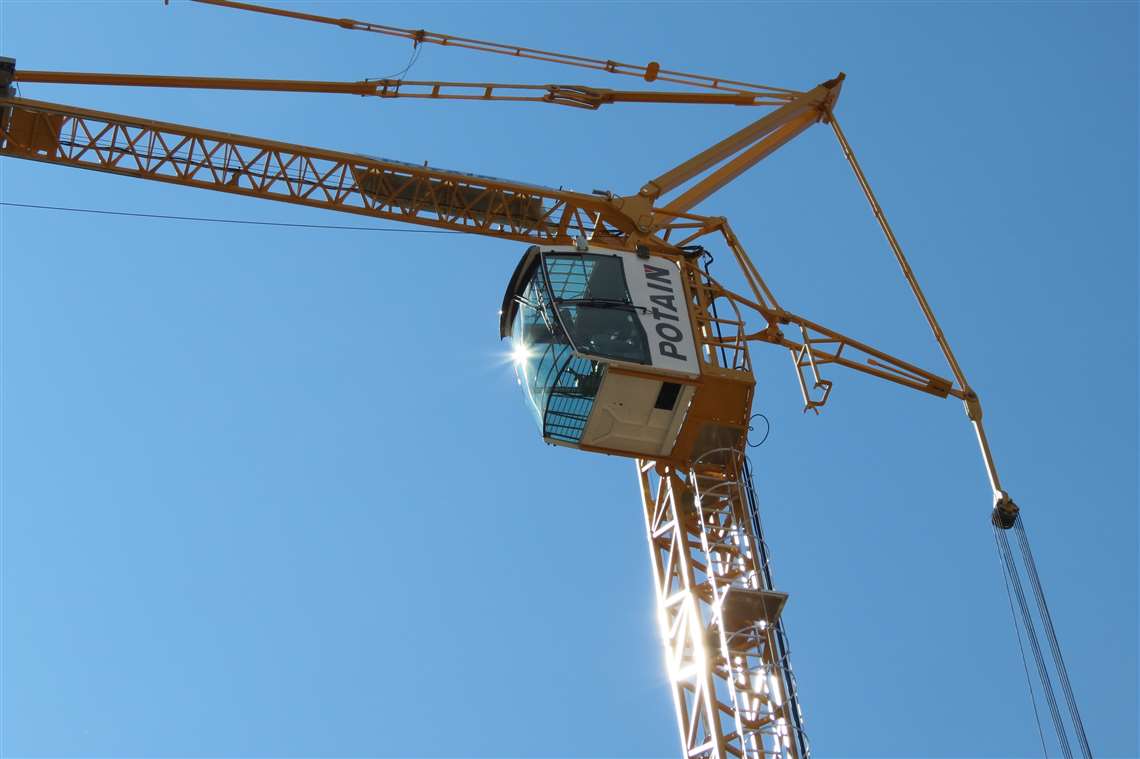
[{"left": 539, "top": 251, "right": 651, "bottom": 366}]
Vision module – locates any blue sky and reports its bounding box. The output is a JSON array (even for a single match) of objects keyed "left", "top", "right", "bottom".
[{"left": 1, "top": 1, "right": 1135, "bottom": 757}]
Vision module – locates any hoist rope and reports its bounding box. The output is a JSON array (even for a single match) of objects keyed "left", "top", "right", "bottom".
[
  {"left": 1014, "top": 519, "right": 1094, "bottom": 759},
  {"left": 993, "top": 517, "right": 1092, "bottom": 759},
  {"left": 994, "top": 528, "right": 1050, "bottom": 757},
  {"left": 997, "top": 523, "right": 1071, "bottom": 758}
]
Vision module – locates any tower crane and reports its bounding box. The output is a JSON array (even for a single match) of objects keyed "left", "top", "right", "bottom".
[{"left": 0, "top": 2, "right": 1091, "bottom": 757}]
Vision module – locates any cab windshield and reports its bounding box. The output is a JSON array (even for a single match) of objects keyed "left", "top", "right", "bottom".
[{"left": 543, "top": 253, "right": 650, "bottom": 365}]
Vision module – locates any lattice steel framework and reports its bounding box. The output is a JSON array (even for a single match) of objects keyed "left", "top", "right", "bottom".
[
  {"left": 637, "top": 452, "right": 807, "bottom": 759},
  {"left": 0, "top": 10, "right": 1036, "bottom": 752},
  {"left": 0, "top": 97, "right": 642, "bottom": 246},
  {"left": 0, "top": 95, "right": 966, "bottom": 403}
]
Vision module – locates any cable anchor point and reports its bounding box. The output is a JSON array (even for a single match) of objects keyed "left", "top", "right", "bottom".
[{"left": 991, "top": 491, "right": 1019, "bottom": 530}]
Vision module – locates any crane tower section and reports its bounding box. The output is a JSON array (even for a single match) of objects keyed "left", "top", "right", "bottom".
[
  {"left": 638, "top": 455, "right": 807, "bottom": 759},
  {"left": 501, "top": 241, "right": 805, "bottom": 759}
]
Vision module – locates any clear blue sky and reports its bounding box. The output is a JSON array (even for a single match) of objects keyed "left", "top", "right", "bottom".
[{"left": 1, "top": 1, "right": 1135, "bottom": 757}]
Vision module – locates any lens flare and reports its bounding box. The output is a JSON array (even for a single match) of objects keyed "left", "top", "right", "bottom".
[{"left": 511, "top": 343, "right": 532, "bottom": 366}]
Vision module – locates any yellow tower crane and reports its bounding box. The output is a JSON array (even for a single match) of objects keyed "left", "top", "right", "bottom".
[{"left": 0, "top": 3, "right": 1090, "bottom": 758}]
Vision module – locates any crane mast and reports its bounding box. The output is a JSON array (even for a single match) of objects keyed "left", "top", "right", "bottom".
[
  {"left": 0, "top": 4, "right": 1086, "bottom": 757},
  {"left": 639, "top": 453, "right": 808, "bottom": 758}
]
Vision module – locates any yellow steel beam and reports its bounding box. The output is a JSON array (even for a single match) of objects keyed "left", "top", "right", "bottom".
[
  {"left": 637, "top": 78, "right": 841, "bottom": 203},
  {"left": 637, "top": 456, "right": 808, "bottom": 759},
  {"left": 827, "top": 111, "right": 1010, "bottom": 509},
  {"left": 13, "top": 70, "right": 776, "bottom": 110},
  {"left": 187, "top": 0, "right": 803, "bottom": 99},
  {"left": 659, "top": 109, "right": 820, "bottom": 216},
  {"left": 0, "top": 96, "right": 658, "bottom": 247}
]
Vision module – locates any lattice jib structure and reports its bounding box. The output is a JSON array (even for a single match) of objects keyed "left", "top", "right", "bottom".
[
  {"left": 0, "top": 94, "right": 962, "bottom": 411},
  {"left": 638, "top": 452, "right": 808, "bottom": 759},
  {"left": 0, "top": 96, "right": 646, "bottom": 247}
]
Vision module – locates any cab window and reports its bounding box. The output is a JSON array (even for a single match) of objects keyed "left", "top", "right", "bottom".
[{"left": 543, "top": 253, "right": 650, "bottom": 365}]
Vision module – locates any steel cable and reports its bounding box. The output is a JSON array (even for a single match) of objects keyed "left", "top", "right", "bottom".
[
  {"left": 1014, "top": 519, "right": 1093, "bottom": 759},
  {"left": 0, "top": 201, "right": 465, "bottom": 233},
  {"left": 997, "top": 525, "right": 1071, "bottom": 757},
  {"left": 994, "top": 526, "right": 1050, "bottom": 757},
  {"left": 742, "top": 456, "right": 810, "bottom": 759}
]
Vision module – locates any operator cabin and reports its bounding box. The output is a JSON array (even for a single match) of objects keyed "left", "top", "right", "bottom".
[{"left": 500, "top": 242, "right": 709, "bottom": 459}]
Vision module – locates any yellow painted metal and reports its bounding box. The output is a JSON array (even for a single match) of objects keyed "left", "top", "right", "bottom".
[
  {"left": 0, "top": 97, "right": 622, "bottom": 245},
  {"left": 165, "top": 0, "right": 988, "bottom": 481},
  {"left": 827, "top": 112, "right": 1007, "bottom": 506},
  {"left": 188, "top": 0, "right": 804, "bottom": 100},
  {"left": 637, "top": 454, "right": 807, "bottom": 759},
  {"left": 0, "top": 94, "right": 963, "bottom": 409},
  {"left": 659, "top": 109, "right": 821, "bottom": 217},
  {"left": 0, "top": 10, "right": 1015, "bottom": 753},
  {"left": 639, "top": 79, "right": 841, "bottom": 203},
  {"left": 13, "top": 70, "right": 774, "bottom": 110}
]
